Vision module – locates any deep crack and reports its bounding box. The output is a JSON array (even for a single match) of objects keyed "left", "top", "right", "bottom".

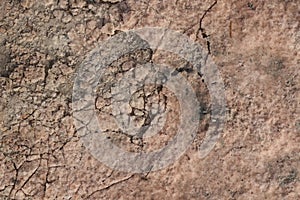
[{"left": 196, "top": 0, "right": 218, "bottom": 54}]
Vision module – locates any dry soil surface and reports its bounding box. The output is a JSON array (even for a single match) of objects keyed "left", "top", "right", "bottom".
[{"left": 0, "top": 0, "right": 299, "bottom": 199}]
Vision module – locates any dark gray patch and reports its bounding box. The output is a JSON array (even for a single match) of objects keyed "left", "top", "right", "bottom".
[
  {"left": 0, "top": 47, "right": 14, "bottom": 78},
  {"left": 279, "top": 170, "right": 298, "bottom": 186}
]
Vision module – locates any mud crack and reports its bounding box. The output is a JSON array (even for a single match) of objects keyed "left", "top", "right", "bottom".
[{"left": 196, "top": 0, "right": 218, "bottom": 54}]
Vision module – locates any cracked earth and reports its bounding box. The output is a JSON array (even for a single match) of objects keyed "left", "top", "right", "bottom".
[{"left": 0, "top": 0, "right": 299, "bottom": 199}]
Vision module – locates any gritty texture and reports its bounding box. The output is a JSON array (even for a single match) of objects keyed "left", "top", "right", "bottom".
[
  {"left": 93, "top": 48, "right": 209, "bottom": 154},
  {"left": 0, "top": 0, "right": 299, "bottom": 199}
]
